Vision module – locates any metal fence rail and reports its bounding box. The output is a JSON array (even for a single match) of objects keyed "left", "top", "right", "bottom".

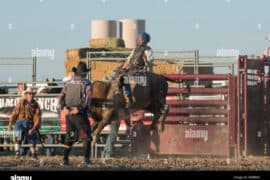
[
  {"left": 0, "top": 56, "right": 37, "bottom": 82},
  {"left": 86, "top": 50, "right": 237, "bottom": 80}
]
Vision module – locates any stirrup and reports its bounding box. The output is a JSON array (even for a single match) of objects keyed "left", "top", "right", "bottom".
[{"left": 15, "top": 151, "right": 20, "bottom": 159}]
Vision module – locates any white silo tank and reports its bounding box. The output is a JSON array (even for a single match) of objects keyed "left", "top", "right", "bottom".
[
  {"left": 91, "top": 20, "right": 117, "bottom": 39},
  {"left": 119, "top": 19, "right": 145, "bottom": 48}
]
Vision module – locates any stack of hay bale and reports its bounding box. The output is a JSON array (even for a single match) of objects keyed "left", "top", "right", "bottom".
[
  {"left": 65, "top": 19, "right": 130, "bottom": 79},
  {"left": 65, "top": 49, "right": 213, "bottom": 84},
  {"left": 65, "top": 48, "right": 130, "bottom": 79},
  {"left": 89, "top": 38, "right": 125, "bottom": 49},
  {"left": 65, "top": 51, "right": 212, "bottom": 83}
]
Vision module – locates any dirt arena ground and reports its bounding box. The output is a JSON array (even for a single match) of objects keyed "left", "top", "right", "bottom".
[{"left": 0, "top": 155, "right": 270, "bottom": 171}]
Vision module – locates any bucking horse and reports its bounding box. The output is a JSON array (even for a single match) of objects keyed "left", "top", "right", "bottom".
[{"left": 90, "top": 67, "right": 181, "bottom": 143}]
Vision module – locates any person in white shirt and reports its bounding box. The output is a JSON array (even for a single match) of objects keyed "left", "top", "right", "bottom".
[
  {"left": 120, "top": 32, "right": 154, "bottom": 107},
  {"left": 122, "top": 32, "right": 154, "bottom": 71},
  {"left": 17, "top": 83, "right": 26, "bottom": 95},
  {"left": 263, "top": 35, "right": 270, "bottom": 58}
]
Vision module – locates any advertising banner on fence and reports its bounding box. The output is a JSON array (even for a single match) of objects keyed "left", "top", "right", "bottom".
[{"left": 0, "top": 95, "right": 61, "bottom": 132}]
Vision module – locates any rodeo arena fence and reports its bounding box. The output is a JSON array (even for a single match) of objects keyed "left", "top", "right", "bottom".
[{"left": 0, "top": 52, "right": 269, "bottom": 159}]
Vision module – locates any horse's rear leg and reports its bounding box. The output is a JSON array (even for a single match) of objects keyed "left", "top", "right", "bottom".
[
  {"left": 91, "top": 121, "right": 98, "bottom": 133},
  {"left": 158, "top": 104, "right": 169, "bottom": 133},
  {"left": 149, "top": 103, "right": 162, "bottom": 136}
]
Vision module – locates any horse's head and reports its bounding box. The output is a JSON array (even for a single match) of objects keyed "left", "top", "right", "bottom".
[
  {"left": 90, "top": 79, "right": 128, "bottom": 140},
  {"left": 106, "top": 77, "right": 126, "bottom": 109},
  {"left": 90, "top": 78, "right": 126, "bottom": 121}
]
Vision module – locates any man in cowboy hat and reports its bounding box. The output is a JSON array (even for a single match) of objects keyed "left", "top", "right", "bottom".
[
  {"left": 8, "top": 87, "right": 41, "bottom": 159},
  {"left": 59, "top": 61, "right": 92, "bottom": 166}
]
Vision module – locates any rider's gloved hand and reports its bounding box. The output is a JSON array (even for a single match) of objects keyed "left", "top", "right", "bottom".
[{"left": 122, "top": 68, "right": 129, "bottom": 73}]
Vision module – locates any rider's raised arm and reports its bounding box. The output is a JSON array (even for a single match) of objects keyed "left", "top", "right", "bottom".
[{"left": 122, "top": 49, "right": 135, "bottom": 69}]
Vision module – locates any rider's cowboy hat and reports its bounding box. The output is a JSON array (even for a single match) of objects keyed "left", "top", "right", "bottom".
[
  {"left": 21, "top": 87, "right": 33, "bottom": 98},
  {"left": 72, "top": 61, "right": 90, "bottom": 75}
]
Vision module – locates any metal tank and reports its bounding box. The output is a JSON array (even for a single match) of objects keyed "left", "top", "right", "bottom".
[
  {"left": 119, "top": 19, "right": 145, "bottom": 48},
  {"left": 91, "top": 20, "right": 117, "bottom": 39}
]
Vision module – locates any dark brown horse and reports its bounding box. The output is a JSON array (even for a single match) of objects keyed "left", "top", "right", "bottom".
[{"left": 90, "top": 71, "right": 170, "bottom": 143}]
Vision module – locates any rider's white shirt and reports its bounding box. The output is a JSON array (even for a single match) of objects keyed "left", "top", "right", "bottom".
[
  {"left": 127, "top": 46, "right": 154, "bottom": 64},
  {"left": 263, "top": 47, "right": 270, "bottom": 57}
]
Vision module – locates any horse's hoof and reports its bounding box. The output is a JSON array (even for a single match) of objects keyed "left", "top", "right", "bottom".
[
  {"left": 92, "top": 136, "right": 97, "bottom": 144},
  {"left": 158, "top": 125, "right": 164, "bottom": 133},
  {"left": 150, "top": 130, "right": 154, "bottom": 136}
]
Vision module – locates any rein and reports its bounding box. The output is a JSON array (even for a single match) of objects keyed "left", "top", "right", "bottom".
[{"left": 91, "top": 98, "right": 114, "bottom": 108}]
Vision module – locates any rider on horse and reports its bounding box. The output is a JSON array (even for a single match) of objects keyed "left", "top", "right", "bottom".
[
  {"left": 101, "top": 32, "right": 154, "bottom": 158},
  {"left": 121, "top": 32, "right": 153, "bottom": 108}
]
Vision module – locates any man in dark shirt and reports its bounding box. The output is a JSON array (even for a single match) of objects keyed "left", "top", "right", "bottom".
[{"left": 59, "top": 61, "right": 92, "bottom": 166}]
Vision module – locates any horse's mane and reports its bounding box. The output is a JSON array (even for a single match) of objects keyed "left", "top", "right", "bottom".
[{"left": 92, "top": 80, "right": 111, "bottom": 97}]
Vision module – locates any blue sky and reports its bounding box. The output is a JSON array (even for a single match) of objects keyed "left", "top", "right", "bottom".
[{"left": 0, "top": 0, "right": 269, "bottom": 81}]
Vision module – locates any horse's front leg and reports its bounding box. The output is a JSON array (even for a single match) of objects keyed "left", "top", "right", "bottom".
[
  {"left": 92, "top": 109, "right": 114, "bottom": 144},
  {"left": 91, "top": 121, "right": 99, "bottom": 133}
]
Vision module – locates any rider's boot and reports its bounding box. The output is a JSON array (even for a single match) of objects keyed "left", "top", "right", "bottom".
[{"left": 127, "top": 95, "right": 134, "bottom": 109}]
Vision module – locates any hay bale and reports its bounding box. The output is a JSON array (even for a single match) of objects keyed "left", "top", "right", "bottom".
[
  {"left": 153, "top": 61, "right": 213, "bottom": 75},
  {"left": 91, "top": 61, "right": 122, "bottom": 80},
  {"left": 65, "top": 50, "right": 213, "bottom": 86},
  {"left": 65, "top": 47, "right": 130, "bottom": 77},
  {"left": 89, "top": 38, "right": 125, "bottom": 49},
  {"left": 65, "top": 60, "right": 122, "bottom": 81},
  {"left": 153, "top": 60, "right": 213, "bottom": 87},
  {"left": 66, "top": 48, "right": 111, "bottom": 60}
]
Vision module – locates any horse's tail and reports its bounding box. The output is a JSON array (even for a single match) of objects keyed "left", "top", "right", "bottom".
[
  {"left": 162, "top": 75, "right": 183, "bottom": 83},
  {"left": 162, "top": 75, "right": 191, "bottom": 94}
]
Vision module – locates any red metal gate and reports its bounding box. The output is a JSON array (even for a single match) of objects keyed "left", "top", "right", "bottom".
[
  {"left": 237, "top": 55, "right": 270, "bottom": 157},
  {"left": 131, "top": 74, "right": 237, "bottom": 158},
  {"left": 264, "top": 71, "right": 270, "bottom": 156}
]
